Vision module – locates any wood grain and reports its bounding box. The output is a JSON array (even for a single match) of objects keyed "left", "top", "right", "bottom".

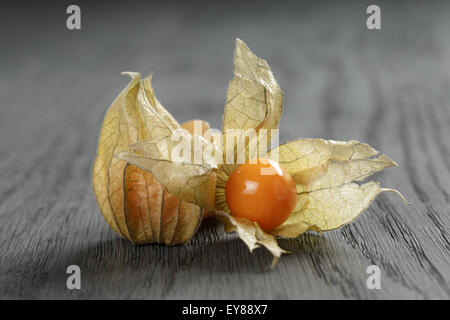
[{"left": 0, "top": 0, "right": 449, "bottom": 299}]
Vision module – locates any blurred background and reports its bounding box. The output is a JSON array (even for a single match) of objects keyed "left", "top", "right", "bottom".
[
  {"left": 2, "top": 0, "right": 450, "bottom": 140},
  {"left": 2, "top": 0, "right": 449, "bottom": 138},
  {"left": 0, "top": 0, "right": 449, "bottom": 299}
]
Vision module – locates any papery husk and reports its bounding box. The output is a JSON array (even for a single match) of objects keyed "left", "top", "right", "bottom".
[
  {"left": 211, "top": 40, "right": 408, "bottom": 266},
  {"left": 92, "top": 73, "right": 206, "bottom": 245}
]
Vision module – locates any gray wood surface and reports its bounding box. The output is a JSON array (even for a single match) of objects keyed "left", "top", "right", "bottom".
[{"left": 0, "top": 0, "right": 449, "bottom": 299}]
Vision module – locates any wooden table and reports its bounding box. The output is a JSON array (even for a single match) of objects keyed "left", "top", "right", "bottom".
[{"left": 1, "top": 1, "right": 449, "bottom": 299}]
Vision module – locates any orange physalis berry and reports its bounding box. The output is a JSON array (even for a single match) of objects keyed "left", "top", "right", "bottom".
[{"left": 225, "top": 158, "right": 297, "bottom": 231}]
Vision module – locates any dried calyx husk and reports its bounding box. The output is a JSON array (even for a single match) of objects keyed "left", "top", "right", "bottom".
[
  {"left": 92, "top": 73, "right": 215, "bottom": 245},
  {"left": 92, "top": 39, "right": 408, "bottom": 265}
]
